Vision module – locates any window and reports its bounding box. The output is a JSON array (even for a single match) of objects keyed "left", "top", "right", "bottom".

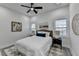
[
  {"left": 55, "top": 19, "right": 67, "bottom": 36},
  {"left": 31, "top": 24, "right": 36, "bottom": 31}
]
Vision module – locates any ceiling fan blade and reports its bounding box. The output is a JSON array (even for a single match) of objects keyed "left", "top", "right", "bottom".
[
  {"left": 27, "top": 9, "right": 31, "bottom": 13},
  {"left": 33, "top": 9, "right": 37, "bottom": 14},
  {"left": 34, "top": 7, "right": 43, "bottom": 9},
  {"left": 21, "top": 5, "right": 31, "bottom": 8}
]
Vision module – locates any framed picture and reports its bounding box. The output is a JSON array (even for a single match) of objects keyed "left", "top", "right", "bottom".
[
  {"left": 11, "top": 21, "right": 22, "bottom": 32},
  {"left": 72, "top": 13, "right": 79, "bottom": 35},
  {"left": 39, "top": 25, "right": 48, "bottom": 28},
  {"left": 39, "top": 25, "right": 48, "bottom": 30}
]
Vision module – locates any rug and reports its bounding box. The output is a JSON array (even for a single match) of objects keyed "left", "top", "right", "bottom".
[{"left": 0, "top": 45, "right": 72, "bottom": 56}]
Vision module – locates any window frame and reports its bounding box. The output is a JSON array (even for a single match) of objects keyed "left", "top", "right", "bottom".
[
  {"left": 31, "top": 23, "right": 36, "bottom": 31},
  {"left": 55, "top": 18, "right": 67, "bottom": 37}
]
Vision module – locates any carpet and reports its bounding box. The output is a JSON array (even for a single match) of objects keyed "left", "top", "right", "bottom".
[{"left": 0, "top": 45, "right": 72, "bottom": 56}]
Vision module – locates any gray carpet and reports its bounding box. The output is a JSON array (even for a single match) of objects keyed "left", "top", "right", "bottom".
[
  {"left": 49, "top": 47, "right": 72, "bottom": 56},
  {"left": 63, "top": 47, "right": 72, "bottom": 56}
]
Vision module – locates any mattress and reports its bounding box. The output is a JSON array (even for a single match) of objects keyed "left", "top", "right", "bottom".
[{"left": 15, "top": 36, "right": 52, "bottom": 56}]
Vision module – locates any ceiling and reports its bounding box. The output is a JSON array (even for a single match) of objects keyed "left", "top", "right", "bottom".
[{"left": 0, "top": 3, "right": 69, "bottom": 17}]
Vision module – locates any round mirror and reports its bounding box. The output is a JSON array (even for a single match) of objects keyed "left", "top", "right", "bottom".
[{"left": 72, "top": 13, "right": 79, "bottom": 35}]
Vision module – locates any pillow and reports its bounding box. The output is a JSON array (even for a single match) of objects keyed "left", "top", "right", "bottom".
[
  {"left": 37, "top": 31, "right": 50, "bottom": 37},
  {"left": 36, "top": 32, "right": 46, "bottom": 37}
]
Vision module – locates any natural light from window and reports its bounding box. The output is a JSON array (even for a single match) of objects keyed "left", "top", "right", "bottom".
[
  {"left": 31, "top": 24, "right": 36, "bottom": 31},
  {"left": 55, "top": 19, "right": 67, "bottom": 37}
]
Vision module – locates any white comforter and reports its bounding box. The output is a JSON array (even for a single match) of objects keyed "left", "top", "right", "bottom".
[{"left": 15, "top": 36, "right": 52, "bottom": 56}]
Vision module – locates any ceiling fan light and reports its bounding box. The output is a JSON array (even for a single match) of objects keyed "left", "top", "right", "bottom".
[{"left": 31, "top": 8, "right": 34, "bottom": 10}]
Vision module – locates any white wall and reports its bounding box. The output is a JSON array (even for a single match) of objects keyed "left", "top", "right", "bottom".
[
  {"left": 0, "top": 6, "right": 31, "bottom": 49},
  {"left": 70, "top": 4, "right": 79, "bottom": 56},
  {"left": 31, "top": 6, "right": 70, "bottom": 48}
]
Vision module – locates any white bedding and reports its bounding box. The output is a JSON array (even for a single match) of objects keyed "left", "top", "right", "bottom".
[{"left": 15, "top": 36, "right": 52, "bottom": 56}]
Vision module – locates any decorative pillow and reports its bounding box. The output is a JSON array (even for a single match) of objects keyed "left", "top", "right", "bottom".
[
  {"left": 37, "top": 31, "right": 50, "bottom": 37},
  {"left": 36, "top": 32, "right": 46, "bottom": 37}
]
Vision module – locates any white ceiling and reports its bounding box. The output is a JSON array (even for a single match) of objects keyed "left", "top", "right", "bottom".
[{"left": 0, "top": 3, "right": 69, "bottom": 17}]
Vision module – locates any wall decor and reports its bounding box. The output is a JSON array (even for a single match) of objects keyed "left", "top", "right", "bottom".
[
  {"left": 39, "top": 24, "right": 48, "bottom": 30},
  {"left": 11, "top": 21, "right": 22, "bottom": 32},
  {"left": 72, "top": 13, "right": 79, "bottom": 35},
  {"left": 39, "top": 25, "right": 48, "bottom": 28}
]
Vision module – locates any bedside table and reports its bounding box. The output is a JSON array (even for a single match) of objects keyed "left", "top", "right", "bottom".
[
  {"left": 27, "top": 34, "right": 34, "bottom": 37},
  {"left": 53, "top": 37, "right": 62, "bottom": 49}
]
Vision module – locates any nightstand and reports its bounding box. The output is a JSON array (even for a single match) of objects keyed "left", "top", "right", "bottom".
[
  {"left": 52, "top": 37, "right": 62, "bottom": 49},
  {"left": 29, "top": 34, "right": 34, "bottom": 37},
  {"left": 27, "top": 34, "right": 34, "bottom": 37}
]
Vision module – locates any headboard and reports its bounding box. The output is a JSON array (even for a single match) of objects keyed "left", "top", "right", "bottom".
[{"left": 36, "top": 30, "right": 53, "bottom": 38}]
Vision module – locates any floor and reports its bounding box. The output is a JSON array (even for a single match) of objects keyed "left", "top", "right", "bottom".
[
  {"left": 0, "top": 45, "right": 72, "bottom": 56},
  {"left": 49, "top": 47, "right": 72, "bottom": 56}
]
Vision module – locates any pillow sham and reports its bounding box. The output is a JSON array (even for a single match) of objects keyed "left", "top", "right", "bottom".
[
  {"left": 37, "top": 31, "right": 50, "bottom": 37},
  {"left": 36, "top": 32, "right": 46, "bottom": 37}
]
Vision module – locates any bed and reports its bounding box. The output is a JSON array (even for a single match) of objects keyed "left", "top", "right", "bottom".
[{"left": 15, "top": 30, "right": 53, "bottom": 56}]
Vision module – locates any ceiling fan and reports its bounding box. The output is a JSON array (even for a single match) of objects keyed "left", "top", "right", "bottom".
[{"left": 21, "top": 3, "right": 43, "bottom": 14}]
